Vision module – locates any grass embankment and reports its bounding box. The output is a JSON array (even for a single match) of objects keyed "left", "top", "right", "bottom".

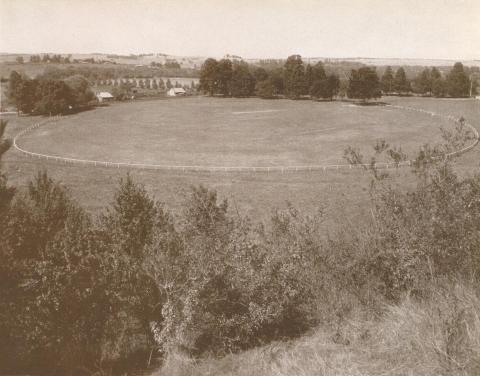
[{"left": 158, "top": 282, "right": 480, "bottom": 376}]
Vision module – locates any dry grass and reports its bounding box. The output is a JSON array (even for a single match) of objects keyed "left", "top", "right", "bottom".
[{"left": 155, "top": 282, "right": 480, "bottom": 376}]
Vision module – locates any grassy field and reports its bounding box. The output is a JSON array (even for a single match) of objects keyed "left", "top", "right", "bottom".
[
  {"left": 18, "top": 97, "right": 453, "bottom": 167},
  {"left": 2, "top": 96, "right": 479, "bottom": 220}
]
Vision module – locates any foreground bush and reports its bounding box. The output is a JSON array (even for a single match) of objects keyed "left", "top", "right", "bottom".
[
  {"left": 0, "top": 173, "right": 160, "bottom": 375},
  {"left": 146, "top": 188, "right": 321, "bottom": 356}
]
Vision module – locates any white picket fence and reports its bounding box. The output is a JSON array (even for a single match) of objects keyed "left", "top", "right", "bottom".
[{"left": 12, "top": 105, "right": 479, "bottom": 173}]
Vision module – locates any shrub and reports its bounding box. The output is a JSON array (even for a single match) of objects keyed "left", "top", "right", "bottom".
[{"left": 146, "top": 188, "right": 321, "bottom": 356}]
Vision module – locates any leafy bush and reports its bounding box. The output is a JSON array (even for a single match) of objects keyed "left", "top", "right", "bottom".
[
  {"left": 146, "top": 188, "right": 321, "bottom": 356},
  {"left": 0, "top": 173, "right": 161, "bottom": 375}
]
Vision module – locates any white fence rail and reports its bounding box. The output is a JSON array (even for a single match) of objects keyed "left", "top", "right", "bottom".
[{"left": 12, "top": 105, "right": 479, "bottom": 173}]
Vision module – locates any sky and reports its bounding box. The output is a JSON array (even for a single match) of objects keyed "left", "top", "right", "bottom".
[{"left": 0, "top": 0, "right": 479, "bottom": 59}]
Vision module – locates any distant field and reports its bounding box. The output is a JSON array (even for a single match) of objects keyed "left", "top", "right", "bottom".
[{"left": 3, "top": 96, "right": 479, "bottom": 220}]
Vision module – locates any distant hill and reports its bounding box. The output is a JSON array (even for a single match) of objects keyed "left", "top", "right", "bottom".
[{"left": 1, "top": 53, "right": 479, "bottom": 69}]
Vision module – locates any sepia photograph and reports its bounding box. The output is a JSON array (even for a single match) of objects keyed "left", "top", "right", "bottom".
[{"left": 0, "top": 0, "right": 479, "bottom": 375}]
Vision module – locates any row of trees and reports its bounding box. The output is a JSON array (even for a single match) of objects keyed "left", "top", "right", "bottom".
[
  {"left": 200, "top": 56, "right": 478, "bottom": 101},
  {"left": 97, "top": 78, "right": 196, "bottom": 91},
  {"left": 1, "top": 117, "right": 480, "bottom": 375},
  {"left": 381, "top": 63, "right": 477, "bottom": 97},
  {"left": 27, "top": 54, "right": 72, "bottom": 64},
  {"left": 199, "top": 55, "right": 342, "bottom": 100},
  {"left": 8, "top": 71, "right": 95, "bottom": 115}
]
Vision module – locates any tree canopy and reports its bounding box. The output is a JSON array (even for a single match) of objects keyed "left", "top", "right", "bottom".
[{"left": 347, "top": 67, "right": 381, "bottom": 101}]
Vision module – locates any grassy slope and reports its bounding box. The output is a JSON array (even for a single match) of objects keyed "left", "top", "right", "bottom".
[{"left": 157, "top": 283, "right": 480, "bottom": 376}]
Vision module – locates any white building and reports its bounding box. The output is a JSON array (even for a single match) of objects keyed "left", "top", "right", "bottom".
[
  {"left": 96, "top": 92, "right": 114, "bottom": 102},
  {"left": 167, "top": 87, "right": 186, "bottom": 97}
]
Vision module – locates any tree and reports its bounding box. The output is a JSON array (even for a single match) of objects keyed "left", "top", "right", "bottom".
[
  {"left": 216, "top": 59, "right": 233, "bottom": 96},
  {"left": 112, "top": 82, "right": 134, "bottom": 100},
  {"left": 253, "top": 67, "right": 268, "bottom": 82},
  {"left": 414, "top": 68, "right": 432, "bottom": 95},
  {"left": 230, "top": 62, "right": 255, "bottom": 97},
  {"left": 199, "top": 58, "right": 219, "bottom": 96},
  {"left": 269, "top": 68, "right": 284, "bottom": 95},
  {"left": 8, "top": 72, "right": 39, "bottom": 114},
  {"left": 430, "top": 68, "right": 445, "bottom": 97},
  {"left": 310, "top": 74, "right": 340, "bottom": 100},
  {"left": 347, "top": 67, "right": 381, "bottom": 101},
  {"left": 381, "top": 66, "right": 394, "bottom": 94},
  {"left": 34, "top": 79, "right": 75, "bottom": 115},
  {"left": 393, "top": 67, "right": 410, "bottom": 94},
  {"left": 446, "top": 62, "right": 470, "bottom": 97},
  {"left": 152, "top": 79, "right": 158, "bottom": 90},
  {"left": 166, "top": 79, "right": 172, "bottom": 90},
  {"left": 64, "top": 75, "right": 95, "bottom": 107},
  {"left": 311, "top": 62, "right": 327, "bottom": 84},
  {"left": 255, "top": 79, "right": 275, "bottom": 99},
  {"left": 304, "top": 64, "right": 314, "bottom": 94},
  {"left": 8, "top": 71, "right": 23, "bottom": 110},
  {"left": 283, "top": 55, "right": 306, "bottom": 99},
  {"left": 158, "top": 78, "right": 165, "bottom": 90},
  {"left": 29, "top": 55, "right": 41, "bottom": 63},
  {"left": 15, "top": 56, "right": 24, "bottom": 64}
]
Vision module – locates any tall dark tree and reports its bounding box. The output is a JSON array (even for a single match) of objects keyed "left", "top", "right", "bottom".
[
  {"left": 304, "top": 64, "right": 314, "bottom": 94},
  {"left": 158, "top": 78, "right": 165, "bottom": 90},
  {"left": 216, "top": 59, "right": 233, "bottom": 96},
  {"left": 310, "top": 74, "right": 340, "bottom": 100},
  {"left": 283, "top": 55, "right": 306, "bottom": 99},
  {"left": 414, "top": 68, "right": 432, "bottom": 95},
  {"left": 8, "top": 71, "right": 23, "bottom": 112},
  {"left": 381, "top": 66, "right": 394, "bottom": 94},
  {"left": 34, "top": 79, "right": 74, "bottom": 115},
  {"left": 269, "top": 68, "right": 284, "bottom": 95},
  {"left": 64, "top": 75, "right": 95, "bottom": 107},
  {"left": 393, "top": 67, "right": 410, "bottom": 94},
  {"left": 9, "top": 74, "right": 38, "bottom": 114},
  {"left": 347, "top": 67, "right": 381, "bottom": 101},
  {"left": 311, "top": 62, "right": 327, "bottom": 83},
  {"left": 199, "top": 58, "right": 219, "bottom": 96},
  {"left": 255, "top": 79, "right": 275, "bottom": 99},
  {"left": 230, "top": 62, "right": 255, "bottom": 97},
  {"left": 253, "top": 67, "right": 268, "bottom": 82},
  {"left": 430, "top": 68, "right": 445, "bottom": 97},
  {"left": 446, "top": 62, "right": 470, "bottom": 97}
]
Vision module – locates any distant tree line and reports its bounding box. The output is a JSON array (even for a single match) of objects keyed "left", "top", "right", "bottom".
[
  {"left": 381, "top": 63, "right": 478, "bottom": 97},
  {"left": 16, "top": 64, "right": 199, "bottom": 82},
  {"left": 199, "top": 55, "right": 342, "bottom": 100},
  {"left": 150, "top": 60, "right": 181, "bottom": 69},
  {"left": 27, "top": 54, "right": 72, "bottom": 64},
  {"left": 8, "top": 71, "right": 95, "bottom": 115},
  {"left": 200, "top": 56, "right": 479, "bottom": 101}
]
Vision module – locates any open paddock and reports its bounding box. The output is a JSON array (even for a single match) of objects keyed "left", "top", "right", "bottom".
[{"left": 3, "top": 96, "right": 479, "bottom": 219}]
